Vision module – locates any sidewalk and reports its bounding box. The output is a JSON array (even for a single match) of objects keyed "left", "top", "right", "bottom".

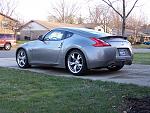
[{"left": 133, "top": 48, "right": 150, "bottom": 53}]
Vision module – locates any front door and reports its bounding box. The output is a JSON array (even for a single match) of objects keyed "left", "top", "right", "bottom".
[{"left": 31, "top": 30, "right": 64, "bottom": 64}]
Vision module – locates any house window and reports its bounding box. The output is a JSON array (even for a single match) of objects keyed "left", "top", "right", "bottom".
[{"left": 1, "top": 21, "right": 9, "bottom": 29}]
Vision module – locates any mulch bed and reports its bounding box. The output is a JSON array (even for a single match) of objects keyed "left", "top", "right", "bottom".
[{"left": 119, "top": 96, "right": 150, "bottom": 113}]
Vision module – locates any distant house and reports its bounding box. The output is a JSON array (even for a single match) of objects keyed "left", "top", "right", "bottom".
[
  {"left": 82, "top": 23, "right": 112, "bottom": 33},
  {"left": 140, "top": 25, "right": 150, "bottom": 42},
  {"left": 0, "top": 12, "right": 18, "bottom": 35},
  {"left": 19, "top": 20, "right": 113, "bottom": 40},
  {"left": 19, "top": 20, "right": 84, "bottom": 40},
  {"left": 112, "top": 28, "right": 150, "bottom": 44}
]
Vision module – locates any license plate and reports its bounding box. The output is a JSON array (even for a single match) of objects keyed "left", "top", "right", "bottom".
[{"left": 118, "top": 49, "right": 128, "bottom": 56}]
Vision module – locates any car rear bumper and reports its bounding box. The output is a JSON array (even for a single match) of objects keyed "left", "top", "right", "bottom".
[{"left": 84, "top": 46, "right": 133, "bottom": 69}]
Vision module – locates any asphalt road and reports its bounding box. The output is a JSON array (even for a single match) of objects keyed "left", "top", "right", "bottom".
[
  {"left": 0, "top": 49, "right": 16, "bottom": 58},
  {"left": 0, "top": 49, "right": 150, "bottom": 87}
]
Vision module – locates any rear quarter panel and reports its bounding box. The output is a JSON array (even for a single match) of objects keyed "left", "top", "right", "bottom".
[{"left": 57, "top": 34, "right": 116, "bottom": 69}]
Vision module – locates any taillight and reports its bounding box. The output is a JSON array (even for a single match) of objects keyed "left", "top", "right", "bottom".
[{"left": 91, "top": 37, "right": 110, "bottom": 47}]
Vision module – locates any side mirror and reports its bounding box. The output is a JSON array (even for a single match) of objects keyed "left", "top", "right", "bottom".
[{"left": 38, "top": 35, "right": 43, "bottom": 41}]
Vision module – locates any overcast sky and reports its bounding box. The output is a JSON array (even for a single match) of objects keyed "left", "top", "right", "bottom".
[{"left": 15, "top": 0, "right": 150, "bottom": 23}]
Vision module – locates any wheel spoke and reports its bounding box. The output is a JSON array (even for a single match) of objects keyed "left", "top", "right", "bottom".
[
  {"left": 20, "top": 60, "right": 25, "bottom": 65},
  {"left": 20, "top": 51, "right": 24, "bottom": 56},
  {"left": 71, "top": 54, "right": 76, "bottom": 60},
  {"left": 18, "top": 55, "right": 22, "bottom": 59},
  {"left": 73, "top": 65, "right": 77, "bottom": 73},
  {"left": 78, "top": 64, "right": 82, "bottom": 68},
  {"left": 22, "top": 56, "right": 26, "bottom": 60},
  {"left": 69, "top": 61, "right": 75, "bottom": 66},
  {"left": 77, "top": 55, "right": 81, "bottom": 60}
]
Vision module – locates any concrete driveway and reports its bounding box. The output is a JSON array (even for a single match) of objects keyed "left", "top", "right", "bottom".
[
  {"left": 0, "top": 56, "right": 150, "bottom": 87},
  {"left": 0, "top": 48, "right": 150, "bottom": 86}
]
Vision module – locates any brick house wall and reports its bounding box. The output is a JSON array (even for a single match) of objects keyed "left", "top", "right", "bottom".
[{"left": 0, "top": 13, "right": 18, "bottom": 35}]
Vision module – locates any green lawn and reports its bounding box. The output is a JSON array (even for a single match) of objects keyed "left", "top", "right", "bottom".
[
  {"left": 16, "top": 40, "right": 30, "bottom": 44},
  {"left": 132, "top": 44, "right": 150, "bottom": 49},
  {"left": 133, "top": 53, "right": 150, "bottom": 65},
  {"left": 0, "top": 68, "right": 150, "bottom": 113}
]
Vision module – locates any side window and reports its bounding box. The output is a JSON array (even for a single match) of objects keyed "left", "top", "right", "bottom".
[
  {"left": 64, "top": 31, "right": 74, "bottom": 39},
  {"left": 0, "top": 34, "right": 14, "bottom": 39},
  {"left": 44, "top": 31, "right": 64, "bottom": 41}
]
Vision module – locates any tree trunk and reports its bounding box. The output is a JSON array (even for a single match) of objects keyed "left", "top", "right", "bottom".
[
  {"left": 122, "top": 0, "right": 126, "bottom": 36},
  {"left": 122, "top": 18, "right": 126, "bottom": 36}
]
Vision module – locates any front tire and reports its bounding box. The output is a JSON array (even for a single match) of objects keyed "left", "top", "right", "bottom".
[
  {"left": 16, "top": 49, "right": 30, "bottom": 68},
  {"left": 107, "top": 63, "right": 124, "bottom": 71},
  {"left": 66, "top": 50, "right": 87, "bottom": 76}
]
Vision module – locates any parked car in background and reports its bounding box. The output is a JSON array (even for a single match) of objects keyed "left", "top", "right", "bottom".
[
  {"left": 0, "top": 34, "right": 16, "bottom": 50},
  {"left": 16, "top": 27, "right": 133, "bottom": 75},
  {"left": 143, "top": 41, "right": 150, "bottom": 45}
]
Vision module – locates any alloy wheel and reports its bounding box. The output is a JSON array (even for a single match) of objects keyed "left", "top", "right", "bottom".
[
  {"left": 17, "top": 49, "right": 28, "bottom": 68},
  {"left": 67, "top": 51, "right": 83, "bottom": 74}
]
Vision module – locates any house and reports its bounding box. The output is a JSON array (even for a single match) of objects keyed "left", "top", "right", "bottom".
[
  {"left": 112, "top": 28, "right": 150, "bottom": 44},
  {"left": 19, "top": 20, "right": 84, "bottom": 40},
  {"left": 140, "top": 25, "right": 150, "bottom": 42},
  {"left": 0, "top": 12, "right": 18, "bottom": 35},
  {"left": 82, "top": 23, "right": 112, "bottom": 33},
  {"left": 19, "top": 20, "right": 112, "bottom": 40}
]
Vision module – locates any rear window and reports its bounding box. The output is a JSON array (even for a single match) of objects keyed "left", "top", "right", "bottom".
[
  {"left": 72, "top": 28, "right": 112, "bottom": 37},
  {"left": 0, "top": 34, "right": 14, "bottom": 39},
  {"left": 83, "top": 29, "right": 112, "bottom": 37}
]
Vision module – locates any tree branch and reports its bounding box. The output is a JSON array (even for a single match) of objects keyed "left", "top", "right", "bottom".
[
  {"left": 126, "top": 0, "right": 139, "bottom": 18},
  {"left": 101, "top": 0, "right": 123, "bottom": 18}
]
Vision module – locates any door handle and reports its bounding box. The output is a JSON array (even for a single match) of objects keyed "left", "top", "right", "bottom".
[{"left": 58, "top": 42, "right": 63, "bottom": 48}]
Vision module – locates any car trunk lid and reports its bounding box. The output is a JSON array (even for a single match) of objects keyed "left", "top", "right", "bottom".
[
  {"left": 99, "top": 36, "right": 129, "bottom": 48},
  {"left": 99, "top": 36, "right": 132, "bottom": 56}
]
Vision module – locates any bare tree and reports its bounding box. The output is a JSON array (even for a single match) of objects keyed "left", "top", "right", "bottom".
[
  {"left": 101, "top": 0, "right": 139, "bottom": 36},
  {"left": 76, "top": 14, "right": 84, "bottom": 24},
  {"left": 126, "top": 13, "right": 147, "bottom": 43},
  {"left": 88, "top": 5, "right": 103, "bottom": 24},
  {"left": 49, "top": 0, "right": 80, "bottom": 24},
  {"left": 88, "top": 4, "right": 111, "bottom": 32},
  {"left": 110, "top": 8, "right": 122, "bottom": 35},
  {"left": 0, "top": 0, "right": 18, "bottom": 16}
]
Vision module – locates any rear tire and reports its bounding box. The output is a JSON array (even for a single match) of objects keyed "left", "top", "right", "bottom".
[
  {"left": 107, "top": 63, "right": 124, "bottom": 71},
  {"left": 66, "top": 50, "right": 87, "bottom": 76},
  {"left": 4, "top": 43, "right": 11, "bottom": 50}
]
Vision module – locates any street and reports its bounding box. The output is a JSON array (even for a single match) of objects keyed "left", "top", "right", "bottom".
[
  {"left": 0, "top": 49, "right": 150, "bottom": 87},
  {"left": 0, "top": 49, "right": 16, "bottom": 58}
]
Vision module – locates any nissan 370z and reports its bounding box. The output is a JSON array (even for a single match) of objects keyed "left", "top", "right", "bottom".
[{"left": 16, "top": 27, "right": 133, "bottom": 75}]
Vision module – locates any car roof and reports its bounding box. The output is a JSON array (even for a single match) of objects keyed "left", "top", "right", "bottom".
[{"left": 53, "top": 27, "right": 112, "bottom": 38}]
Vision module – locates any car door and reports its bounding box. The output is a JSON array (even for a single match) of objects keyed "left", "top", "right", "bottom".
[{"left": 31, "top": 30, "right": 64, "bottom": 64}]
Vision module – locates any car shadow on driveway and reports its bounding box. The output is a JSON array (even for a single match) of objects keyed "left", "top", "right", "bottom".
[
  {"left": 86, "top": 69, "right": 122, "bottom": 76},
  {"left": 28, "top": 65, "right": 123, "bottom": 77}
]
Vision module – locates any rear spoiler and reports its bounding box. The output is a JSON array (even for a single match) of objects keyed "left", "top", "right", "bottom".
[{"left": 100, "top": 36, "right": 127, "bottom": 40}]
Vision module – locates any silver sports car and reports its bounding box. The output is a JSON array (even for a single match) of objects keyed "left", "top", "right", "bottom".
[{"left": 16, "top": 27, "right": 133, "bottom": 75}]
